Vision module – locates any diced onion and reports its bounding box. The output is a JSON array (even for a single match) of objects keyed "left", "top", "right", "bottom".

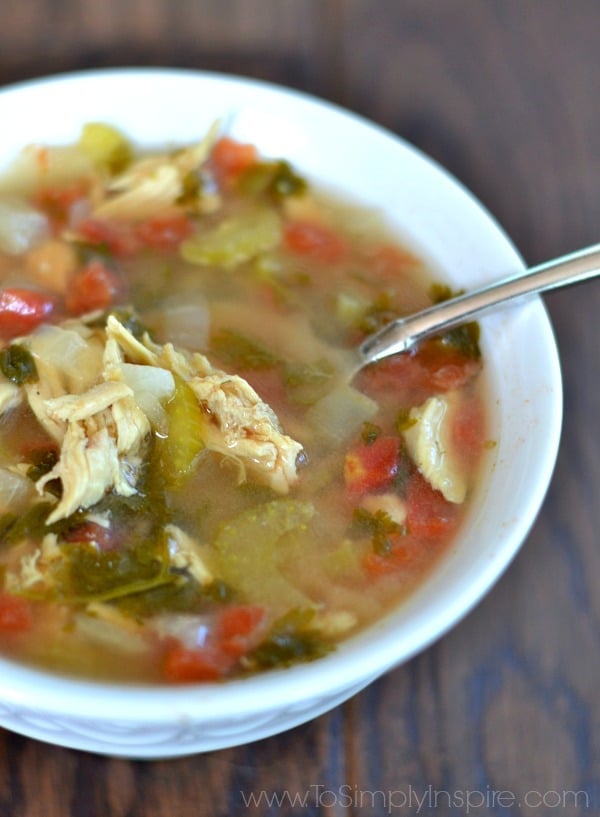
[
  {"left": 306, "top": 383, "right": 378, "bottom": 444},
  {"left": 0, "top": 197, "right": 49, "bottom": 254},
  {"left": 0, "top": 467, "right": 37, "bottom": 513},
  {"left": 121, "top": 363, "right": 175, "bottom": 429}
]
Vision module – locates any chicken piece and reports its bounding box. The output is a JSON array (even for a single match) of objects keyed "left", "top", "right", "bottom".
[
  {"left": 360, "top": 493, "right": 407, "bottom": 526},
  {"left": 402, "top": 392, "right": 467, "bottom": 503},
  {"left": 189, "top": 373, "right": 303, "bottom": 494},
  {"left": 44, "top": 380, "right": 133, "bottom": 423},
  {"left": 108, "top": 317, "right": 304, "bottom": 493},
  {"left": 37, "top": 413, "right": 144, "bottom": 524},
  {"left": 165, "top": 523, "right": 213, "bottom": 586},
  {"left": 93, "top": 126, "right": 220, "bottom": 221},
  {"left": 0, "top": 380, "right": 21, "bottom": 415}
]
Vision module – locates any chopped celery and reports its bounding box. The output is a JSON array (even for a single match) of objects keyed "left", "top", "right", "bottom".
[
  {"left": 154, "top": 375, "right": 206, "bottom": 487},
  {"left": 322, "top": 540, "right": 365, "bottom": 582},
  {"left": 78, "top": 122, "right": 133, "bottom": 175},
  {"left": 214, "top": 499, "right": 315, "bottom": 613},
  {"left": 180, "top": 208, "right": 281, "bottom": 268}
]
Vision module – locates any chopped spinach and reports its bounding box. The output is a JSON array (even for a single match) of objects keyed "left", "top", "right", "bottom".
[
  {"left": 0, "top": 344, "right": 38, "bottom": 385},
  {"left": 246, "top": 608, "right": 332, "bottom": 670}
]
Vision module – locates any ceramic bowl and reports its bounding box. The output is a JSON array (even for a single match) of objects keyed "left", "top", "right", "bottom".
[{"left": 0, "top": 69, "right": 561, "bottom": 758}]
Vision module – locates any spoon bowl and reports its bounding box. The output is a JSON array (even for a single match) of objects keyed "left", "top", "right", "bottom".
[{"left": 354, "top": 243, "right": 600, "bottom": 376}]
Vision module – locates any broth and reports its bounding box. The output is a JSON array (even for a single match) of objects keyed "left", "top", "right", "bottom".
[{"left": 0, "top": 127, "right": 487, "bottom": 681}]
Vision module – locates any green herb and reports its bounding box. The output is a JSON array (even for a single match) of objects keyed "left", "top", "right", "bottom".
[
  {"left": 211, "top": 329, "right": 279, "bottom": 370},
  {"left": 427, "top": 283, "right": 481, "bottom": 358},
  {"left": 439, "top": 322, "right": 481, "bottom": 359},
  {"left": 361, "top": 422, "right": 382, "bottom": 445},
  {"left": 116, "top": 575, "right": 230, "bottom": 617},
  {"left": 358, "top": 291, "right": 398, "bottom": 334},
  {"left": 247, "top": 608, "right": 332, "bottom": 670},
  {"left": 429, "top": 282, "right": 464, "bottom": 304},
  {"left": 0, "top": 501, "right": 54, "bottom": 546},
  {"left": 0, "top": 344, "right": 38, "bottom": 385},
  {"left": 350, "top": 507, "right": 402, "bottom": 555},
  {"left": 396, "top": 408, "right": 417, "bottom": 433},
  {"left": 238, "top": 160, "right": 307, "bottom": 200},
  {"left": 283, "top": 358, "right": 335, "bottom": 404},
  {"left": 52, "top": 537, "right": 172, "bottom": 604}
]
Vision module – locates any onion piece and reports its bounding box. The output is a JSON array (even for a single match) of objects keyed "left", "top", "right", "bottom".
[
  {"left": 0, "top": 197, "right": 49, "bottom": 254},
  {"left": 306, "top": 383, "right": 378, "bottom": 445}
]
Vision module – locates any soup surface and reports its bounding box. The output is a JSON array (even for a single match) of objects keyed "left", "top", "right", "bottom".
[{"left": 0, "top": 125, "right": 487, "bottom": 681}]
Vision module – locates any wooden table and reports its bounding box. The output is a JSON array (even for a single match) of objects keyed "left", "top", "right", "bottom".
[{"left": 0, "top": 2, "right": 598, "bottom": 814}]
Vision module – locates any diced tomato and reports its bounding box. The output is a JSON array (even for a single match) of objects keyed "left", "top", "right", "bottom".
[
  {"left": 211, "top": 136, "right": 259, "bottom": 182},
  {"left": 283, "top": 220, "right": 347, "bottom": 264},
  {"left": 63, "top": 521, "right": 115, "bottom": 551},
  {"left": 344, "top": 436, "right": 399, "bottom": 497},
  {"left": 162, "top": 643, "right": 234, "bottom": 683},
  {"left": 216, "top": 605, "right": 265, "bottom": 657},
  {"left": 406, "top": 472, "right": 457, "bottom": 539},
  {"left": 34, "top": 183, "right": 88, "bottom": 231},
  {"left": 0, "top": 593, "right": 33, "bottom": 633},
  {"left": 65, "top": 260, "right": 122, "bottom": 315},
  {"left": 416, "top": 340, "right": 482, "bottom": 391},
  {"left": 136, "top": 214, "right": 195, "bottom": 251},
  {"left": 78, "top": 218, "right": 140, "bottom": 257},
  {"left": 360, "top": 342, "right": 481, "bottom": 406},
  {"left": 0, "top": 287, "right": 56, "bottom": 340}
]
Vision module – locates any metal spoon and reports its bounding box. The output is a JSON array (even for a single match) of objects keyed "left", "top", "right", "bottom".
[{"left": 353, "top": 243, "right": 600, "bottom": 376}]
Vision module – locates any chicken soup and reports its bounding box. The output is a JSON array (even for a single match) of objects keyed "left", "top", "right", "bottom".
[{"left": 0, "top": 125, "right": 487, "bottom": 681}]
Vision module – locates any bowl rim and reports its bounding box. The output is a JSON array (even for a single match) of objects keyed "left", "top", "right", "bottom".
[{"left": 0, "top": 67, "right": 562, "bottom": 722}]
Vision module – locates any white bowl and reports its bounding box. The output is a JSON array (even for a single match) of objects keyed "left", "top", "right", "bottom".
[{"left": 0, "top": 68, "right": 561, "bottom": 758}]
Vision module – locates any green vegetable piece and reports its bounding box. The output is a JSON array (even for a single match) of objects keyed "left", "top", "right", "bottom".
[
  {"left": 214, "top": 499, "right": 315, "bottom": 614},
  {"left": 440, "top": 321, "right": 481, "bottom": 359},
  {"left": 78, "top": 122, "right": 133, "bottom": 175},
  {"left": 0, "top": 344, "right": 38, "bottom": 385},
  {"left": 154, "top": 375, "right": 206, "bottom": 488},
  {"left": 361, "top": 421, "right": 382, "bottom": 445},
  {"left": 238, "top": 160, "right": 307, "bottom": 200},
  {"left": 0, "top": 501, "right": 53, "bottom": 545},
  {"left": 53, "top": 540, "right": 173, "bottom": 604},
  {"left": 210, "top": 329, "right": 279, "bottom": 370},
  {"left": 248, "top": 608, "right": 332, "bottom": 670},
  {"left": 350, "top": 507, "right": 402, "bottom": 555},
  {"left": 180, "top": 208, "right": 281, "bottom": 268}
]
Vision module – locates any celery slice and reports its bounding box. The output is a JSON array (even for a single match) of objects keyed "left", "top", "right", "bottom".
[
  {"left": 154, "top": 375, "right": 206, "bottom": 487},
  {"left": 181, "top": 208, "right": 281, "bottom": 268},
  {"left": 214, "top": 499, "right": 315, "bottom": 613},
  {"left": 78, "top": 122, "right": 133, "bottom": 175}
]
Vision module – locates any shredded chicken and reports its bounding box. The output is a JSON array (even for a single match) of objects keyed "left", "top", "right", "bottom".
[
  {"left": 10, "top": 312, "right": 303, "bottom": 523},
  {"left": 165, "top": 523, "right": 213, "bottom": 586},
  {"left": 189, "top": 372, "right": 303, "bottom": 494},
  {"left": 93, "top": 126, "right": 220, "bottom": 221},
  {"left": 402, "top": 392, "right": 467, "bottom": 503}
]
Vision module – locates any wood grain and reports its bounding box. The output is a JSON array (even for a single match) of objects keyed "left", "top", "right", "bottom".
[{"left": 0, "top": 2, "right": 598, "bottom": 814}]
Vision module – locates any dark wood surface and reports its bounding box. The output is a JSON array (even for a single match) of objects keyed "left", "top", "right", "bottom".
[{"left": 0, "top": 2, "right": 598, "bottom": 814}]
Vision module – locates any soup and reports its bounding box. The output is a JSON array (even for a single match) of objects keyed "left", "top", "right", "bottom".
[{"left": 0, "top": 125, "right": 487, "bottom": 682}]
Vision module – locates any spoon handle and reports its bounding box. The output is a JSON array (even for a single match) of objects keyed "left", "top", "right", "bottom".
[{"left": 358, "top": 242, "right": 600, "bottom": 367}]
